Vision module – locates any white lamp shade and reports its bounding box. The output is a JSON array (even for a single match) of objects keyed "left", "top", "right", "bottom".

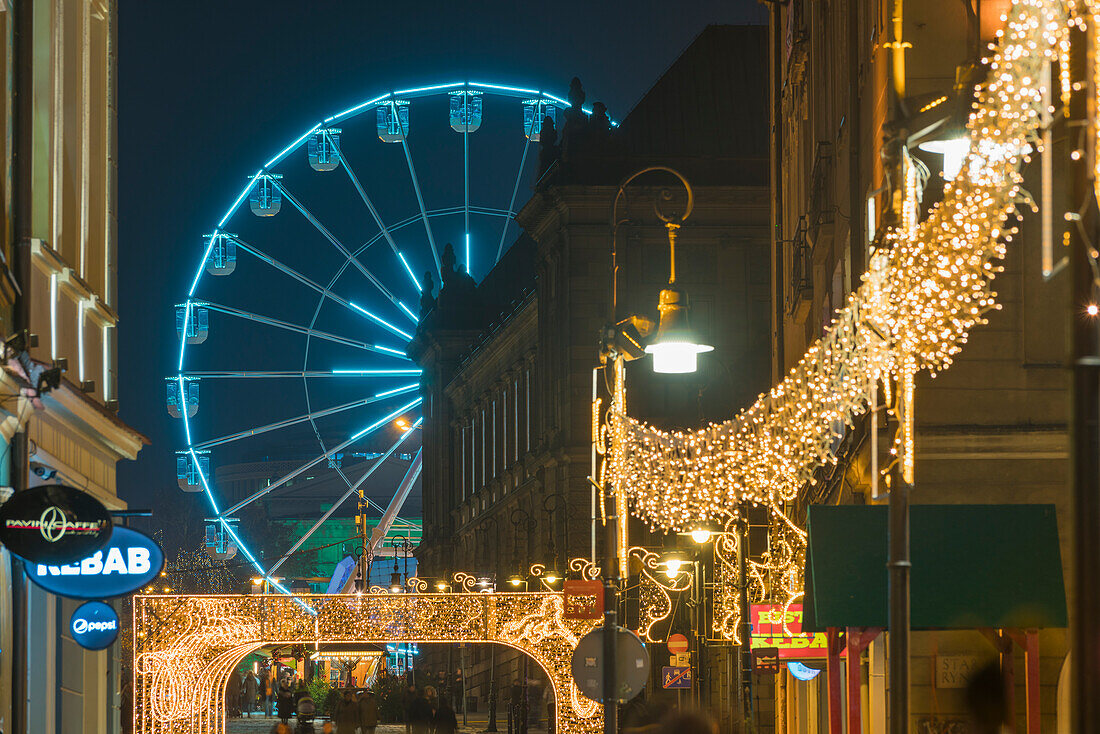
[
  {"left": 645, "top": 341, "right": 714, "bottom": 374},
  {"left": 919, "top": 136, "right": 969, "bottom": 180}
]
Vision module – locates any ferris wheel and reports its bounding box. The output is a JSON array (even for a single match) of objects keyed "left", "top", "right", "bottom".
[{"left": 170, "top": 80, "right": 593, "bottom": 594}]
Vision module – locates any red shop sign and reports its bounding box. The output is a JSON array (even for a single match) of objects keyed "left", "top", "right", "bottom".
[{"left": 563, "top": 579, "right": 604, "bottom": 620}]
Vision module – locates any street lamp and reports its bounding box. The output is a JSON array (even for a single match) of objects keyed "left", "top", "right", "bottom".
[
  {"left": 435, "top": 580, "right": 452, "bottom": 593},
  {"left": 507, "top": 575, "right": 528, "bottom": 590},
  {"left": 608, "top": 166, "right": 712, "bottom": 374},
  {"left": 659, "top": 553, "right": 687, "bottom": 580}
]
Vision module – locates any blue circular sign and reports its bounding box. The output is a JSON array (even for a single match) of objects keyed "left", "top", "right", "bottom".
[
  {"left": 70, "top": 601, "right": 119, "bottom": 650},
  {"left": 26, "top": 526, "right": 165, "bottom": 599}
]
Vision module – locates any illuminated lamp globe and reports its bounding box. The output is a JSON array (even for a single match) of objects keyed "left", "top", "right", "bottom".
[
  {"left": 660, "top": 553, "right": 686, "bottom": 580},
  {"left": 919, "top": 132, "right": 969, "bottom": 181},
  {"left": 689, "top": 528, "right": 714, "bottom": 544},
  {"left": 543, "top": 571, "right": 562, "bottom": 584},
  {"left": 507, "top": 575, "right": 525, "bottom": 587},
  {"left": 644, "top": 287, "right": 713, "bottom": 374}
]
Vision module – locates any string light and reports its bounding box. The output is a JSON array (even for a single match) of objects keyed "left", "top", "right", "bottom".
[
  {"left": 133, "top": 582, "right": 602, "bottom": 734},
  {"left": 604, "top": 0, "right": 1074, "bottom": 614}
]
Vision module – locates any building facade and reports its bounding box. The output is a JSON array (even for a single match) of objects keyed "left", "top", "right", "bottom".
[
  {"left": 411, "top": 25, "right": 773, "bottom": 725},
  {"left": 769, "top": 0, "right": 1070, "bottom": 730},
  {"left": 1, "top": 2, "right": 146, "bottom": 733}
]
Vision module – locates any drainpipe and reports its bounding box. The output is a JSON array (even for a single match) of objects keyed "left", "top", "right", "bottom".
[
  {"left": 11, "top": 3, "right": 34, "bottom": 734},
  {"left": 769, "top": 2, "right": 785, "bottom": 381}
]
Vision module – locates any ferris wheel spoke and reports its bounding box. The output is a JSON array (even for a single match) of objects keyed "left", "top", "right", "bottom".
[
  {"left": 193, "top": 383, "right": 419, "bottom": 450},
  {"left": 497, "top": 134, "right": 533, "bottom": 264},
  {"left": 220, "top": 397, "right": 421, "bottom": 516},
  {"left": 393, "top": 101, "right": 442, "bottom": 279},
  {"left": 464, "top": 92, "right": 471, "bottom": 275},
  {"left": 270, "top": 178, "right": 407, "bottom": 315},
  {"left": 368, "top": 447, "right": 422, "bottom": 554},
  {"left": 266, "top": 418, "right": 422, "bottom": 576},
  {"left": 201, "top": 301, "right": 407, "bottom": 356},
  {"left": 179, "top": 369, "right": 419, "bottom": 379},
  {"left": 230, "top": 236, "right": 414, "bottom": 339},
  {"left": 327, "top": 137, "right": 422, "bottom": 296}
]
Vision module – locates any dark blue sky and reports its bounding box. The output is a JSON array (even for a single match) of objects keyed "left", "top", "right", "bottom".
[{"left": 115, "top": 0, "right": 767, "bottom": 509}]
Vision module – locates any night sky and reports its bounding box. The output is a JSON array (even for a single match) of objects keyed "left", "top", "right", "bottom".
[{"left": 115, "top": 1, "right": 767, "bottom": 525}]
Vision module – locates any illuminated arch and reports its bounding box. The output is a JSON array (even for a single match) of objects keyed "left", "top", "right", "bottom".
[{"left": 133, "top": 591, "right": 601, "bottom": 734}]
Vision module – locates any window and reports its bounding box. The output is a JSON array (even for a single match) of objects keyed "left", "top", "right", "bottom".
[
  {"left": 513, "top": 378, "right": 519, "bottom": 461},
  {"left": 525, "top": 368, "right": 531, "bottom": 452},
  {"left": 491, "top": 399, "right": 497, "bottom": 478},
  {"left": 481, "top": 407, "right": 486, "bottom": 486},
  {"left": 460, "top": 423, "right": 467, "bottom": 500}
]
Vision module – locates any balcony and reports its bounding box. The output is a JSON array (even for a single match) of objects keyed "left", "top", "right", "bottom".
[{"left": 785, "top": 216, "right": 813, "bottom": 320}]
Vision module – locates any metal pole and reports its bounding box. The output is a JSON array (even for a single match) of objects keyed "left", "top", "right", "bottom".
[
  {"left": 885, "top": 1, "right": 911, "bottom": 731},
  {"left": 11, "top": 0, "right": 34, "bottom": 731},
  {"left": 887, "top": 468, "right": 911, "bottom": 734},
  {"left": 603, "top": 482, "right": 619, "bottom": 734},
  {"left": 737, "top": 519, "right": 753, "bottom": 728},
  {"left": 1069, "top": 20, "right": 1100, "bottom": 734},
  {"left": 486, "top": 645, "right": 498, "bottom": 733}
]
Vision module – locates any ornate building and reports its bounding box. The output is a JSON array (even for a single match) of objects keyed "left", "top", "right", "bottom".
[
  {"left": 768, "top": 0, "right": 1071, "bottom": 730},
  {"left": 410, "top": 24, "right": 772, "bottom": 722},
  {"left": 1, "top": 2, "right": 147, "bottom": 733}
]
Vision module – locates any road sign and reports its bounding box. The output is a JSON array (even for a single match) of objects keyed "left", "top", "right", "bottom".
[
  {"left": 571, "top": 625, "right": 651, "bottom": 703},
  {"left": 671, "top": 653, "right": 690, "bottom": 667},
  {"left": 564, "top": 579, "right": 603, "bottom": 619},
  {"left": 662, "top": 666, "right": 692, "bottom": 689},
  {"left": 667, "top": 634, "right": 689, "bottom": 654}
]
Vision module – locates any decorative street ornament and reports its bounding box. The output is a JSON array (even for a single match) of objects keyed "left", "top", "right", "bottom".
[
  {"left": 0, "top": 484, "right": 113, "bottom": 564},
  {"left": 27, "top": 526, "right": 164, "bottom": 599},
  {"left": 70, "top": 601, "right": 120, "bottom": 650},
  {"left": 563, "top": 579, "right": 603, "bottom": 620}
]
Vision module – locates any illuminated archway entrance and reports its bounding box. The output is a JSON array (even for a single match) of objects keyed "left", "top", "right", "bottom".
[{"left": 133, "top": 591, "right": 601, "bottom": 734}]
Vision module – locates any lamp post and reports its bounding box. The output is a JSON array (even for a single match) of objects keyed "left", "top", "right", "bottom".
[
  {"left": 477, "top": 516, "right": 501, "bottom": 733},
  {"left": 597, "top": 166, "right": 708, "bottom": 734}
]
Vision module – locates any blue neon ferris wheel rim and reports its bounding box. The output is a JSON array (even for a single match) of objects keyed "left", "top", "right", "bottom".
[{"left": 176, "top": 79, "right": 598, "bottom": 602}]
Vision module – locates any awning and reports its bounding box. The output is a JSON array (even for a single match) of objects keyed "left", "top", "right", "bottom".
[{"left": 803, "top": 504, "right": 1067, "bottom": 631}]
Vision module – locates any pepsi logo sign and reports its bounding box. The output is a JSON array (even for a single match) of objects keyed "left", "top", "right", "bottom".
[{"left": 69, "top": 601, "right": 120, "bottom": 650}]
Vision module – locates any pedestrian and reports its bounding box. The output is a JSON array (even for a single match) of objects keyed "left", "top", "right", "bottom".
[
  {"left": 433, "top": 694, "right": 458, "bottom": 734},
  {"left": 358, "top": 688, "right": 379, "bottom": 734},
  {"left": 245, "top": 670, "right": 259, "bottom": 717},
  {"left": 277, "top": 679, "right": 294, "bottom": 724},
  {"left": 407, "top": 687, "right": 434, "bottom": 734},
  {"left": 964, "top": 661, "right": 1009, "bottom": 734},
  {"left": 226, "top": 671, "right": 242, "bottom": 718},
  {"left": 332, "top": 689, "right": 360, "bottom": 734},
  {"left": 264, "top": 668, "right": 274, "bottom": 717},
  {"left": 404, "top": 683, "right": 417, "bottom": 734}
]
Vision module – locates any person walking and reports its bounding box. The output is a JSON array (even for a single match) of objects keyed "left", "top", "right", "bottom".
[
  {"left": 358, "top": 689, "right": 379, "bottom": 734},
  {"left": 226, "top": 671, "right": 242, "bottom": 718},
  {"left": 432, "top": 694, "right": 458, "bottom": 734},
  {"left": 277, "top": 679, "right": 294, "bottom": 724},
  {"left": 407, "top": 688, "right": 434, "bottom": 734},
  {"left": 244, "top": 671, "right": 259, "bottom": 717},
  {"left": 334, "top": 689, "right": 360, "bottom": 734},
  {"left": 264, "top": 668, "right": 274, "bottom": 717}
]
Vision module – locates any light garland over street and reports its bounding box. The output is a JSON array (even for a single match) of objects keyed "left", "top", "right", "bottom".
[{"left": 608, "top": 0, "right": 1080, "bottom": 614}]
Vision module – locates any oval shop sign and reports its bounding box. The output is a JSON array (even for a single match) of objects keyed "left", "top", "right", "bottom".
[
  {"left": 70, "top": 601, "right": 120, "bottom": 650},
  {"left": 0, "top": 484, "right": 113, "bottom": 564},
  {"left": 27, "top": 526, "right": 164, "bottom": 599}
]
